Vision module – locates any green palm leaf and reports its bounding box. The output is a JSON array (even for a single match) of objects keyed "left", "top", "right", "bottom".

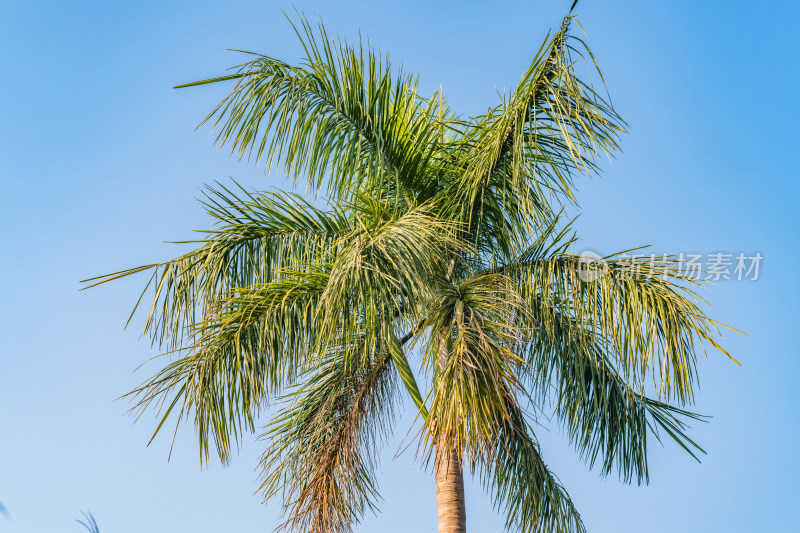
[{"left": 178, "top": 14, "right": 449, "bottom": 203}]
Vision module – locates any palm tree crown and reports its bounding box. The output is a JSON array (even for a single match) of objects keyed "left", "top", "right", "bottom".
[{"left": 86, "top": 7, "right": 734, "bottom": 533}]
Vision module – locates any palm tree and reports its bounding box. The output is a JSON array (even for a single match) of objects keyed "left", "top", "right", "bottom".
[{"left": 85, "top": 5, "right": 735, "bottom": 533}]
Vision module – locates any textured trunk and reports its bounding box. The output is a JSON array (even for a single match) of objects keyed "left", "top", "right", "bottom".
[
  {"left": 435, "top": 286, "right": 465, "bottom": 533},
  {"left": 435, "top": 447, "right": 466, "bottom": 532}
]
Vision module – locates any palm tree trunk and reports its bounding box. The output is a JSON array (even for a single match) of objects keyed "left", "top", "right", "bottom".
[
  {"left": 435, "top": 308, "right": 466, "bottom": 533},
  {"left": 435, "top": 447, "right": 466, "bottom": 532}
]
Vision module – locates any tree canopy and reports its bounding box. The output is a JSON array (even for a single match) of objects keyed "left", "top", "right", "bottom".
[{"left": 85, "top": 8, "right": 734, "bottom": 533}]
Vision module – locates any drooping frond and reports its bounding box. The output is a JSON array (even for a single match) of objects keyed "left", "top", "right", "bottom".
[
  {"left": 479, "top": 402, "right": 585, "bottom": 533},
  {"left": 125, "top": 267, "right": 328, "bottom": 463},
  {"left": 525, "top": 294, "right": 706, "bottom": 483},
  {"left": 260, "top": 339, "right": 398, "bottom": 533},
  {"left": 82, "top": 183, "right": 351, "bottom": 350},
  {"left": 76, "top": 511, "right": 101, "bottom": 533},
  {"left": 177, "top": 14, "right": 452, "bottom": 202},
  {"left": 119, "top": 197, "right": 459, "bottom": 463},
  {"left": 508, "top": 246, "right": 733, "bottom": 404}
]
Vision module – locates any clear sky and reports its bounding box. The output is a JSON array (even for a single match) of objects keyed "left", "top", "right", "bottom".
[{"left": 1, "top": 1, "right": 798, "bottom": 531}]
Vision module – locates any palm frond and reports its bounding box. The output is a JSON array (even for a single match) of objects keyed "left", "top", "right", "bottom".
[
  {"left": 259, "top": 338, "right": 398, "bottom": 533},
  {"left": 125, "top": 266, "right": 328, "bottom": 463},
  {"left": 122, "top": 200, "right": 459, "bottom": 463},
  {"left": 178, "top": 13, "right": 451, "bottom": 203},
  {"left": 82, "top": 182, "right": 351, "bottom": 350},
  {"left": 315, "top": 200, "right": 465, "bottom": 361},
  {"left": 526, "top": 295, "right": 706, "bottom": 483},
  {"left": 445, "top": 14, "right": 624, "bottom": 257},
  {"left": 479, "top": 403, "right": 585, "bottom": 533},
  {"left": 509, "top": 247, "right": 732, "bottom": 403},
  {"left": 76, "top": 511, "right": 100, "bottom": 533}
]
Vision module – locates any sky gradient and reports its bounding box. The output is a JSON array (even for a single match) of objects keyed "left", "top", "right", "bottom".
[{"left": 1, "top": 1, "right": 798, "bottom": 531}]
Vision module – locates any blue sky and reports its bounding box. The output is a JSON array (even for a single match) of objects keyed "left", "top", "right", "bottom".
[{"left": 1, "top": 0, "right": 798, "bottom": 531}]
